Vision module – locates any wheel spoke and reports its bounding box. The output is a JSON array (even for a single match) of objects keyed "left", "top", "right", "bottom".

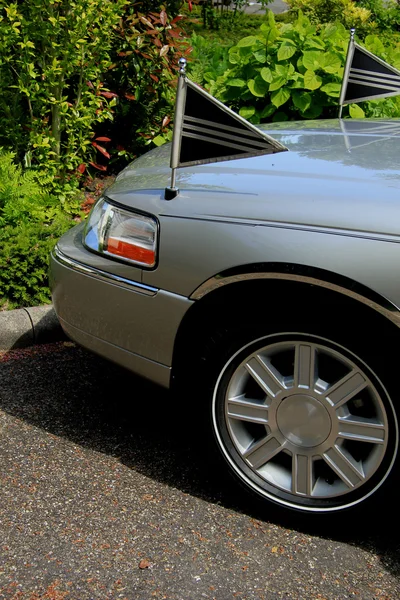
[
  {"left": 323, "top": 446, "right": 365, "bottom": 488},
  {"left": 337, "top": 417, "right": 385, "bottom": 444},
  {"left": 244, "top": 434, "right": 283, "bottom": 469},
  {"left": 245, "top": 355, "right": 285, "bottom": 398},
  {"left": 292, "top": 453, "right": 313, "bottom": 496},
  {"left": 325, "top": 370, "right": 367, "bottom": 408},
  {"left": 227, "top": 396, "right": 268, "bottom": 424},
  {"left": 294, "top": 343, "right": 316, "bottom": 390}
]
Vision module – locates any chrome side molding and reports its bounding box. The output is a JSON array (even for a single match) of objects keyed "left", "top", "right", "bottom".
[
  {"left": 191, "top": 268, "right": 400, "bottom": 328},
  {"left": 53, "top": 245, "right": 158, "bottom": 297}
]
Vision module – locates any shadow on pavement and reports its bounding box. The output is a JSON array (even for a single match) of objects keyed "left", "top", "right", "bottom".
[{"left": 0, "top": 342, "right": 399, "bottom": 578}]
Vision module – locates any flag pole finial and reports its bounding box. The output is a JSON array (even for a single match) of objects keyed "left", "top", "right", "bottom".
[{"left": 178, "top": 57, "right": 187, "bottom": 75}]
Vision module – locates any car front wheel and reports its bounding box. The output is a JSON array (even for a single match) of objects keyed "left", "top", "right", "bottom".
[{"left": 210, "top": 330, "right": 399, "bottom": 518}]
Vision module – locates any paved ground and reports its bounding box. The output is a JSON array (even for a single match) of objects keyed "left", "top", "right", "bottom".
[
  {"left": 245, "top": 0, "right": 289, "bottom": 15},
  {"left": 0, "top": 342, "right": 399, "bottom": 599}
]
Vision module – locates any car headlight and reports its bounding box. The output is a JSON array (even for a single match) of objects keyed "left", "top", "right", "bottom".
[{"left": 83, "top": 197, "right": 158, "bottom": 268}]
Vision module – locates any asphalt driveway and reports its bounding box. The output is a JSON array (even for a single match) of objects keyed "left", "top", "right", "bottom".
[{"left": 0, "top": 342, "right": 399, "bottom": 599}]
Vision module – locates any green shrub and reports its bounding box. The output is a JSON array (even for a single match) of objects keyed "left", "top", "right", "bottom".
[
  {"left": 0, "top": 150, "right": 81, "bottom": 309},
  {"left": 207, "top": 11, "right": 400, "bottom": 122},
  {"left": 356, "top": 0, "right": 400, "bottom": 33},
  {"left": 287, "top": 0, "right": 374, "bottom": 35},
  {"left": 0, "top": 219, "right": 71, "bottom": 309},
  {"left": 0, "top": 1, "right": 189, "bottom": 177}
]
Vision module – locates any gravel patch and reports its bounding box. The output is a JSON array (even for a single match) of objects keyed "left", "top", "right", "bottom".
[{"left": 0, "top": 342, "right": 399, "bottom": 599}]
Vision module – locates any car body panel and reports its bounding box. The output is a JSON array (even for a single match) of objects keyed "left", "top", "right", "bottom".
[{"left": 51, "top": 118, "right": 400, "bottom": 387}]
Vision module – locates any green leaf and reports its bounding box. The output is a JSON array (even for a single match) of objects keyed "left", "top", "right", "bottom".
[
  {"left": 304, "top": 70, "right": 322, "bottom": 90},
  {"left": 289, "top": 75, "right": 305, "bottom": 89},
  {"left": 260, "top": 104, "right": 276, "bottom": 118},
  {"left": 349, "top": 104, "right": 365, "bottom": 119},
  {"left": 277, "top": 42, "right": 296, "bottom": 62},
  {"left": 271, "top": 87, "right": 290, "bottom": 108},
  {"left": 237, "top": 36, "right": 258, "bottom": 48},
  {"left": 269, "top": 75, "right": 287, "bottom": 92},
  {"left": 153, "top": 135, "right": 166, "bottom": 146},
  {"left": 320, "top": 82, "right": 341, "bottom": 97},
  {"left": 260, "top": 67, "right": 273, "bottom": 83},
  {"left": 292, "top": 90, "right": 311, "bottom": 112},
  {"left": 239, "top": 106, "right": 255, "bottom": 119},
  {"left": 275, "top": 64, "right": 289, "bottom": 77},
  {"left": 304, "top": 37, "right": 325, "bottom": 50},
  {"left": 302, "top": 51, "right": 324, "bottom": 71},
  {"left": 254, "top": 49, "right": 266, "bottom": 63},
  {"left": 365, "top": 35, "right": 385, "bottom": 57},
  {"left": 248, "top": 77, "right": 269, "bottom": 97},
  {"left": 322, "top": 52, "right": 341, "bottom": 74},
  {"left": 229, "top": 51, "right": 241, "bottom": 65},
  {"left": 226, "top": 78, "right": 246, "bottom": 87},
  {"left": 259, "top": 23, "right": 279, "bottom": 44}
]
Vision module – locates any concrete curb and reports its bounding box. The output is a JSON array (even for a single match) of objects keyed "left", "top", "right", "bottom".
[{"left": 0, "top": 305, "right": 66, "bottom": 352}]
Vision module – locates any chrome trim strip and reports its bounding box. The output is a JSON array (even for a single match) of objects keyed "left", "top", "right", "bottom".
[
  {"left": 184, "top": 115, "right": 263, "bottom": 139},
  {"left": 190, "top": 272, "right": 400, "bottom": 328},
  {"left": 351, "top": 67, "right": 400, "bottom": 82},
  {"left": 53, "top": 245, "right": 158, "bottom": 296}
]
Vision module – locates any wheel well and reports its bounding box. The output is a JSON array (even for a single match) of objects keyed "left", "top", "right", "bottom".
[{"left": 172, "top": 278, "right": 400, "bottom": 380}]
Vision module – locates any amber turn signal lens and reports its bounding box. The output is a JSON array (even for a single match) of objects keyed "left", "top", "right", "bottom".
[{"left": 106, "top": 237, "right": 156, "bottom": 266}]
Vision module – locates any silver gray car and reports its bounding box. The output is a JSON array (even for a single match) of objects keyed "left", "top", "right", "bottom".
[{"left": 50, "top": 119, "right": 400, "bottom": 521}]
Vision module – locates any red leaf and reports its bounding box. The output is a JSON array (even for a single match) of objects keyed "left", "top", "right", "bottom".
[
  {"left": 124, "top": 92, "right": 136, "bottom": 101},
  {"left": 86, "top": 81, "right": 94, "bottom": 89},
  {"left": 140, "top": 53, "right": 152, "bottom": 60},
  {"left": 89, "top": 161, "right": 107, "bottom": 172},
  {"left": 160, "top": 10, "right": 167, "bottom": 26},
  {"left": 171, "top": 15, "right": 183, "bottom": 24},
  {"left": 92, "top": 141, "right": 111, "bottom": 159},
  {"left": 189, "top": 1, "right": 193, "bottom": 11},
  {"left": 153, "top": 38, "right": 162, "bottom": 48},
  {"left": 100, "top": 91, "right": 118, "bottom": 99},
  {"left": 150, "top": 74, "right": 159, "bottom": 82},
  {"left": 77, "top": 163, "right": 86, "bottom": 174},
  {"left": 95, "top": 136, "right": 111, "bottom": 142},
  {"left": 162, "top": 115, "right": 170, "bottom": 128},
  {"left": 168, "top": 30, "right": 182, "bottom": 39}
]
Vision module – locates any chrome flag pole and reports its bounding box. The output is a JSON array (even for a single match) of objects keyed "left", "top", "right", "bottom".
[
  {"left": 339, "top": 28, "right": 356, "bottom": 120},
  {"left": 164, "top": 58, "right": 187, "bottom": 200}
]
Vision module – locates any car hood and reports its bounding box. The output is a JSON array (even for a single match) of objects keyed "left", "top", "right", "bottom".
[{"left": 106, "top": 119, "right": 400, "bottom": 238}]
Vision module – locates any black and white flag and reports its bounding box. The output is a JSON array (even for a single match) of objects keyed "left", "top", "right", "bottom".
[
  {"left": 340, "top": 30, "right": 400, "bottom": 111},
  {"left": 170, "top": 78, "right": 286, "bottom": 169}
]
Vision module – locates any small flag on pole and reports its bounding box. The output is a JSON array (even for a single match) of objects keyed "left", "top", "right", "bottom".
[
  {"left": 339, "top": 28, "right": 400, "bottom": 117},
  {"left": 165, "top": 58, "right": 287, "bottom": 199}
]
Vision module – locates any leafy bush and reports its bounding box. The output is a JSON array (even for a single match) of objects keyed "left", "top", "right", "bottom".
[
  {"left": 0, "top": 0, "right": 126, "bottom": 176},
  {"left": 356, "top": 0, "right": 400, "bottom": 33},
  {"left": 98, "top": 6, "right": 190, "bottom": 167},
  {"left": 207, "top": 11, "right": 400, "bottom": 122},
  {"left": 0, "top": 219, "right": 71, "bottom": 309},
  {"left": 0, "top": 150, "right": 82, "bottom": 309},
  {"left": 187, "top": 32, "right": 231, "bottom": 86},
  {"left": 0, "top": 1, "right": 189, "bottom": 177},
  {"left": 287, "top": 0, "right": 374, "bottom": 35}
]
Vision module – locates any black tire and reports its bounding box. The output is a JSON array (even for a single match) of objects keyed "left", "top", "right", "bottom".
[{"left": 200, "top": 315, "right": 399, "bottom": 525}]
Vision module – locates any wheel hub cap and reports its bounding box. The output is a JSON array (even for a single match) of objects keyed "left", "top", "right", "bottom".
[{"left": 276, "top": 395, "right": 331, "bottom": 447}]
